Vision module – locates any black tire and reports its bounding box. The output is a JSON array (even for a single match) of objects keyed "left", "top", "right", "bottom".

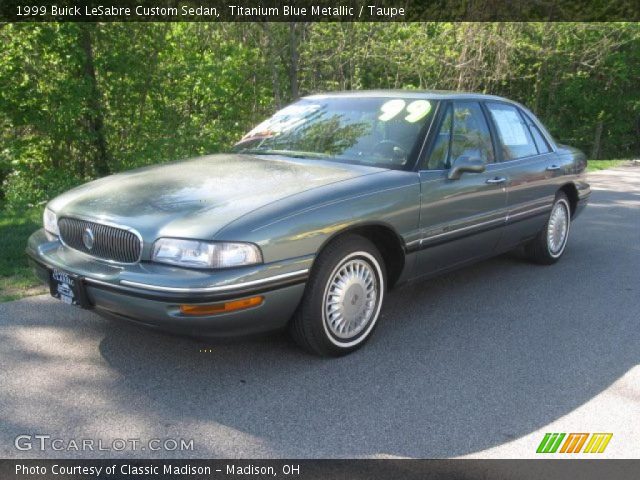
[
  {"left": 525, "top": 192, "right": 571, "bottom": 265},
  {"left": 289, "top": 234, "right": 386, "bottom": 356}
]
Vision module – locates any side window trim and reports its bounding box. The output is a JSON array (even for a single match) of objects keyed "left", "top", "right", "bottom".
[
  {"left": 419, "top": 100, "right": 452, "bottom": 172},
  {"left": 445, "top": 104, "right": 454, "bottom": 166},
  {"left": 484, "top": 100, "right": 557, "bottom": 158},
  {"left": 520, "top": 109, "right": 552, "bottom": 154},
  {"left": 480, "top": 101, "right": 505, "bottom": 163},
  {"left": 485, "top": 101, "right": 539, "bottom": 162},
  {"left": 515, "top": 107, "right": 542, "bottom": 155},
  {"left": 407, "top": 98, "right": 443, "bottom": 172},
  {"left": 451, "top": 100, "right": 495, "bottom": 165},
  {"left": 521, "top": 108, "right": 557, "bottom": 152}
]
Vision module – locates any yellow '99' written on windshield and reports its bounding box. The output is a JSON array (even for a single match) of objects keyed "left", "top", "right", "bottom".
[{"left": 379, "top": 99, "right": 431, "bottom": 123}]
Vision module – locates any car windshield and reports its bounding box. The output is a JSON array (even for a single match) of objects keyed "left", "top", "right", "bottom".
[{"left": 233, "top": 96, "right": 437, "bottom": 169}]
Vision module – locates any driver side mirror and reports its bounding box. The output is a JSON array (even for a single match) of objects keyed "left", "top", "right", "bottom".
[{"left": 447, "top": 156, "right": 486, "bottom": 180}]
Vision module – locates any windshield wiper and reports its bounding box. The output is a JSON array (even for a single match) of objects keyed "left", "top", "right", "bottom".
[{"left": 236, "top": 149, "right": 331, "bottom": 159}]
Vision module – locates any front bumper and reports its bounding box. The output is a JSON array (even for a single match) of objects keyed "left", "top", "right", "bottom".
[{"left": 27, "top": 229, "right": 310, "bottom": 337}]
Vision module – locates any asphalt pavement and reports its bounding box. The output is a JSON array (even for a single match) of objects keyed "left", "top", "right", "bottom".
[{"left": 1, "top": 166, "right": 639, "bottom": 459}]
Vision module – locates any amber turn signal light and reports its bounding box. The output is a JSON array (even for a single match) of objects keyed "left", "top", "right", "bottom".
[{"left": 179, "top": 296, "right": 264, "bottom": 316}]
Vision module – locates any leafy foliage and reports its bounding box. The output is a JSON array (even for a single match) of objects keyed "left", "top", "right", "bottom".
[{"left": 1, "top": 22, "right": 639, "bottom": 208}]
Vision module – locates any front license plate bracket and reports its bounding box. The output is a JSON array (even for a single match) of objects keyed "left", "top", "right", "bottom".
[{"left": 49, "top": 268, "right": 90, "bottom": 308}]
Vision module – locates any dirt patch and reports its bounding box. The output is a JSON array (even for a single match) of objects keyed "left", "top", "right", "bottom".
[{"left": 1, "top": 283, "right": 48, "bottom": 302}]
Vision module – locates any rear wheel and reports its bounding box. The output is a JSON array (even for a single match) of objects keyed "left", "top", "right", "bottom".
[
  {"left": 289, "top": 234, "right": 386, "bottom": 356},
  {"left": 525, "top": 192, "right": 571, "bottom": 264}
]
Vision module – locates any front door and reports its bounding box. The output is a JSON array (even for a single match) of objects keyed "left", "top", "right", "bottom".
[{"left": 415, "top": 101, "right": 508, "bottom": 277}]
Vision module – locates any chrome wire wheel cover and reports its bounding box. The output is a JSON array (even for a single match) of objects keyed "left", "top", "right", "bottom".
[
  {"left": 323, "top": 253, "right": 381, "bottom": 342},
  {"left": 547, "top": 199, "right": 570, "bottom": 257}
]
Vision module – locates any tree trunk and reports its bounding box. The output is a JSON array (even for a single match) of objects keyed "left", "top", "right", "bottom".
[
  {"left": 136, "top": 24, "right": 169, "bottom": 130},
  {"left": 636, "top": 115, "right": 640, "bottom": 154},
  {"left": 289, "top": 22, "right": 299, "bottom": 100},
  {"left": 263, "top": 23, "right": 282, "bottom": 108},
  {"left": 80, "top": 23, "right": 110, "bottom": 176},
  {"left": 456, "top": 24, "right": 471, "bottom": 91},
  {"left": 591, "top": 120, "right": 603, "bottom": 160}
]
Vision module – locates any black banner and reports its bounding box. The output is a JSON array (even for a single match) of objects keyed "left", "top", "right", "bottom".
[
  {"left": 1, "top": 459, "right": 640, "bottom": 480},
  {"left": 1, "top": 0, "right": 639, "bottom": 22}
]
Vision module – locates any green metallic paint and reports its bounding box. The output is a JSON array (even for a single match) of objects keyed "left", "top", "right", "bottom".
[
  {"left": 48, "top": 153, "right": 385, "bottom": 258},
  {"left": 27, "top": 91, "right": 589, "bottom": 337}
]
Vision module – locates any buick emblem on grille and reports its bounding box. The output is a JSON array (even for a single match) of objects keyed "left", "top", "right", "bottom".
[{"left": 82, "top": 227, "right": 95, "bottom": 250}]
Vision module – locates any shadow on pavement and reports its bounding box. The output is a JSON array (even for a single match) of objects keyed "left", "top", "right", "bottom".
[{"left": 1, "top": 168, "right": 638, "bottom": 458}]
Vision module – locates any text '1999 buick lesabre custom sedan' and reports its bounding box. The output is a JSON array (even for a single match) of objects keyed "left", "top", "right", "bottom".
[{"left": 27, "top": 91, "right": 590, "bottom": 356}]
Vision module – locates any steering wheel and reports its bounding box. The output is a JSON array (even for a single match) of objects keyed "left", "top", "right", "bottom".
[{"left": 372, "top": 140, "right": 408, "bottom": 164}]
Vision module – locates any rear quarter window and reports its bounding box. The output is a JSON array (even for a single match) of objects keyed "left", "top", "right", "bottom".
[{"left": 522, "top": 113, "right": 552, "bottom": 154}]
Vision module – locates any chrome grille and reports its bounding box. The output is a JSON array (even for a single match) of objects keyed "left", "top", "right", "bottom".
[{"left": 58, "top": 218, "right": 142, "bottom": 263}]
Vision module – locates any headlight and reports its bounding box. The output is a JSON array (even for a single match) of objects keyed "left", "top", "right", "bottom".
[
  {"left": 151, "top": 238, "right": 263, "bottom": 269},
  {"left": 43, "top": 207, "right": 59, "bottom": 236}
]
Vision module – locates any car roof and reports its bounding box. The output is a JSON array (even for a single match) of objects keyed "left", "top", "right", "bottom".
[{"left": 304, "top": 90, "right": 512, "bottom": 103}]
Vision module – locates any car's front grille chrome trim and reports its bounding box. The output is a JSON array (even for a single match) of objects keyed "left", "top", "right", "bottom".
[{"left": 58, "top": 217, "right": 143, "bottom": 264}]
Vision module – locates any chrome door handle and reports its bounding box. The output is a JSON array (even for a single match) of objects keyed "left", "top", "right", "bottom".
[
  {"left": 546, "top": 165, "right": 561, "bottom": 171},
  {"left": 486, "top": 177, "right": 507, "bottom": 184}
]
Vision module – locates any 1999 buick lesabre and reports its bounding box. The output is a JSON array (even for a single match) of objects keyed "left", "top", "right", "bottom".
[{"left": 27, "top": 91, "right": 590, "bottom": 356}]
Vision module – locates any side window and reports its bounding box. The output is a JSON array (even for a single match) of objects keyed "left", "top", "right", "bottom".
[
  {"left": 487, "top": 102, "right": 538, "bottom": 160},
  {"left": 522, "top": 113, "right": 551, "bottom": 154},
  {"left": 423, "top": 101, "right": 493, "bottom": 170},
  {"left": 424, "top": 105, "right": 452, "bottom": 170},
  {"left": 450, "top": 101, "right": 494, "bottom": 165}
]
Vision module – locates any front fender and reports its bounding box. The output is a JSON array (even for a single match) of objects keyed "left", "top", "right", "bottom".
[{"left": 214, "top": 170, "right": 422, "bottom": 264}]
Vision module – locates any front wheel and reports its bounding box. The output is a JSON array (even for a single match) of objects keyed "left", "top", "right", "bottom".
[
  {"left": 525, "top": 192, "right": 571, "bottom": 265},
  {"left": 289, "top": 234, "right": 386, "bottom": 356}
]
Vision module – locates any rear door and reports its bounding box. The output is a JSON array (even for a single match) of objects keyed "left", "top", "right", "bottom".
[
  {"left": 414, "top": 101, "right": 508, "bottom": 277},
  {"left": 484, "top": 102, "right": 557, "bottom": 250}
]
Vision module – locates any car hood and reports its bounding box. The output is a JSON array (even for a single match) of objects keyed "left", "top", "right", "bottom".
[{"left": 49, "top": 153, "right": 383, "bottom": 241}]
